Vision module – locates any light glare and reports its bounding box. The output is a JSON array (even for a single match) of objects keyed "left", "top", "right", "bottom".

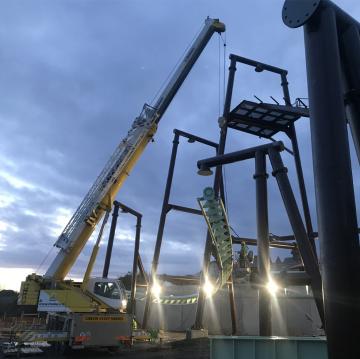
[
  {"left": 151, "top": 281, "right": 162, "bottom": 299},
  {"left": 266, "top": 278, "right": 279, "bottom": 296},
  {"left": 203, "top": 278, "right": 214, "bottom": 297}
]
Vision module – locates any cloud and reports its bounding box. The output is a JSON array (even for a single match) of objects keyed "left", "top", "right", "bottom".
[{"left": 0, "top": 0, "right": 359, "bottom": 288}]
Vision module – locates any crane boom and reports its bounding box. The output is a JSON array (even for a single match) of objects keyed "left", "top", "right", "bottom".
[{"left": 45, "top": 18, "right": 225, "bottom": 280}]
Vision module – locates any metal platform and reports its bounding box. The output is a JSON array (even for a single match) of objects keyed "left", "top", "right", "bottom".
[{"left": 228, "top": 100, "right": 309, "bottom": 138}]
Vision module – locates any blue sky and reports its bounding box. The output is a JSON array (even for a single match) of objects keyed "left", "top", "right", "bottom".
[{"left": 0, "top": 0, "right": 359, "bottom": 290}]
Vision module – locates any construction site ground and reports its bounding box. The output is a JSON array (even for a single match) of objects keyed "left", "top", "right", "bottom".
[
  {"left": 0, "top": 332, "right": 210, "bottom": 359},
  {"left": 65, "top": 338, "right": 208, "bottom": 359}
]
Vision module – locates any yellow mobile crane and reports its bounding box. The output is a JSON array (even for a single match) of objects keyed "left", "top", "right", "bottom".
[{"left": 17, "top": 18, "right": 225, "bottom": 349}]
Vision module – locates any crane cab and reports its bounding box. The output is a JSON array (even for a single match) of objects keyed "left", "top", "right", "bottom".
[{"left": 86, "top": 277, "right": 128, "bottom": 311}]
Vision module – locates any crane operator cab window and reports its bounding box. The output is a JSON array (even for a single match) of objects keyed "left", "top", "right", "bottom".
[{"left": 94, "top": 281, "right": 120, "bottom": 299}]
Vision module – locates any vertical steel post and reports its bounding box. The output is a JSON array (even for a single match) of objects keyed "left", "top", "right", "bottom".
[
  {"left": 194, "top": 58, "right": 237, "bottom": 331},
  {"left": 227, "top": 274, "right": 237, "bottom": 335},
  {"left": 281, "top": 72, "right": 316, "bottom": 251},
  {"left": 130, "top": 214, "right": 142, "bottom": 315},
  {"left": 254, "top": 151, "right": 271, "bottom": 336},
  {"left": 137, "top": 256, "right": 148, "bottom": 284},
  {"left": 268, "top": 147, "right": 325, "bottom": 326},
  {"left": 304, "top": 6, "right": 360, "bottom": 357},
  {"left": 102, "top": 201, "right": 120, "bottom": 278},
  {"left": 341, "top": 24, "right": 360, "bottom": 164},
  {"left": 280, "top": 72, "right": 292, "bottom": 107},
  {"left": 142, "top": 132, "right": 180, "bottom": 328},
  {"left": 288, "top": 124, "right": 316, "bottom": 251}
]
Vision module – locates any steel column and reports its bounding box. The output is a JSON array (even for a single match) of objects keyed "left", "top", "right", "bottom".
[
  {"left": 268, "top": 147, "right": 324, "bottom": 325},
  {"left": 194, "top": 58, "right": 237, "bottom": 332},
  {"left": 341, "top": 24, "right": 360, "bottom": 164},
  {"left": 280, "top": 72, "right": 291, "bottom": 106},
  {"left": 254, "top": 151, "right": 271, "bottom": 336},
  {"left": 281, "top": 70, "right": 316, "bottom": 252},
  {"left": 288, "top": 124, "right": 316, "bottom": 252},
  {"left": 142, "top": 132, "right": 180, "bottom": 328},
  {"left": 137, "top": 256, "right": 148, "bottom": 284},
  {"left": 102, "top": 201, "right": 120, "bottom": 278},
  {"left": 229, "top": 53, "right": 315, "bottom": 256},
  {"left": 303, "top": 5, "right": 360, "bottom": 357},
  {"left": 227, "top": 273, "right": 237, "bottom": 335},
  {"left": 130, "top": 214, "right": 142, "bottom": 315}
]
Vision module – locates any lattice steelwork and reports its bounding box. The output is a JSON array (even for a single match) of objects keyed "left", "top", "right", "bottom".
[{"left": 55, "top": 104, "right": 157, "bottom": 250}]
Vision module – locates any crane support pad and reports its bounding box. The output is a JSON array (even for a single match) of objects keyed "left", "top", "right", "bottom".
[{"left": 198, "top": 187, "right": 233, "bottom": 288}]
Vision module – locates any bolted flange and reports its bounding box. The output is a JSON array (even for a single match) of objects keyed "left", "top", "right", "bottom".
[{"left": 282, "top": 0, "right": 321, "bottom": 28}]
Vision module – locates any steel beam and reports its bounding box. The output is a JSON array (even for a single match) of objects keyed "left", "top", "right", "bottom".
[
  {"left": 232, "top": 237, "right": 297, "bottom": 250},
  {"left": 174, "top": 129, "right": 218, "bottom": 149},
  {"left": 142, "top": 132, "right": 180, "bottom": 328},
  {"left": 137, "top": 256, "right": 148, "bottom": 284},
  {"left": 119, "top": 205, "right": 143, "bottom": 316},
  {"left": 102, "top": 201, "right": 120, "bottom": 278},
  {"left": 194, "top": 57, "right": 238, "bottom": 332},
  {"left": 280, "top": 70, "right": 316, "bottom": 253},
  {"left": 230, "top": 54, "right": 287, "bottom": 75},
  {"left": 228, "top": 53, "right": 315, "bottom": 259},
  {"left": 288, "top": 124, "right": 316, "bottom": 252},
  {"left": 268, "top": 147, "right": 325, "bottom": 326},
  {"left": 167, "top": 204, "right": 202, "bottom": 216},
  {"left": 143, "top": 129, "right": 220, "bottom": 329},
  {"left": 341, "top": 24, "right": 360, "bottom": 164},
  {"left": 302, "top": 4, "right": 360, "bottom": 357},
  {"left": 197, "top": 142, "right": 284, "bottom": 172},
  {"left": 254, "top": 151, "right": 271, "bottom": 336}
]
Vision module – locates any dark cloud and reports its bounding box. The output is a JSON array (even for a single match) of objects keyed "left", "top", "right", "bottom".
[{"left": 0, "top": 0, "right": 359, "bottom": 285}]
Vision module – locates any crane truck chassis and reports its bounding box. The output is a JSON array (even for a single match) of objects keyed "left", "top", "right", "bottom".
[{"left": 16, "top": 18, "right": 225, "bottom": 351}]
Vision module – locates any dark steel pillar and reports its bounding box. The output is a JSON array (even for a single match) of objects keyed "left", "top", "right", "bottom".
[
  {"left": 281, "top": 71, "right": 316, "bottom": 251},
  {"left": 130, "top": 214, "right": 142, "bottom": 315},
  {"left": 280, "top": 72, "right": 291, "bottom": 106},
  {"left": 341, "top": 24, "right": 360, "bottom": 164},
  {"left": 288, "top": 124, "right": 316, "bottom": 251},
  {"left": 194, "top": 58, "right": 237, "bottom": 331},
  {"left": 102, "top": 201, "right": 120, "bottom": 278},
  {"left": 137, "top": 255, "right": 148, "bottom": 284},
  {"left": 142, "top": 132, "right": 180, "bottom": 328},
  {"left": 268, "top": 147, "right": 325, "bottom": 326},
  {"left": 304, "top": 5, "right": 360, "bottom": 357},
  {"left": 254, "top": 151, "right": 271, "bottom": 336},
  {"left": 227, "top": 273, "right": 237, "bottom": 335}
]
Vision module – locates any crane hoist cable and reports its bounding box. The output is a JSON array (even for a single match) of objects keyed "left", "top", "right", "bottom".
[
  {"left": 150, "top": 21, "right": 204, "bottom": 107},
  {"left": 35, "top": 245, "right": 55, "bottom": 274},
  {"left": 218, "top": 30, "right": 229, "bottom": 218},
  {"left": 218, "top": 30, "right": 227, "bottom": 116}
]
